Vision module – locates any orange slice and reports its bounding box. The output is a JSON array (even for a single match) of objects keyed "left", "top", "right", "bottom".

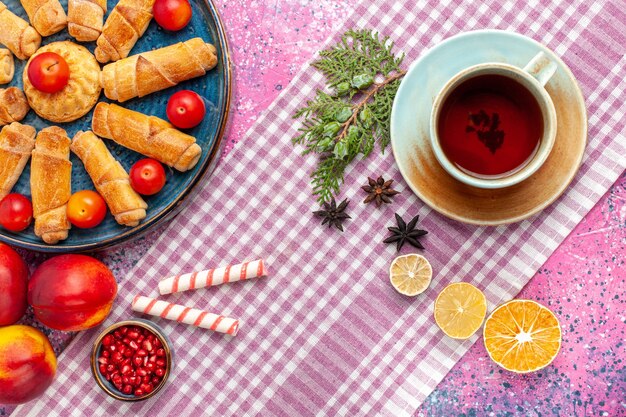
[
  {"left": 483, "top": 299, "right": 561, "bottom": 373},
  {"left": 389, "top": 254, "right": 432, "bottom": 296},
  {"left": 434, "top": 282, "right": 487, "bottom": 339}
]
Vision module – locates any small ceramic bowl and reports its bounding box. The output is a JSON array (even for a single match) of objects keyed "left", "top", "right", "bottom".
[{"left": 91, "top": 319, "right": 174, "bottom": 401}]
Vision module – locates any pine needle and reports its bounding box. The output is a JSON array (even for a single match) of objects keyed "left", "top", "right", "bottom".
[{"left": 292, "top": 29, "right": 406, "bottom": 203}]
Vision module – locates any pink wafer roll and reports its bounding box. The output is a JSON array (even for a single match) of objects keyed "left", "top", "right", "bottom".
[
  {"left": 158, "top": 259, "right": 267, "bottom": 295},
  {"left": 132, "top": 295, "right": 239, "bottom": 336}
]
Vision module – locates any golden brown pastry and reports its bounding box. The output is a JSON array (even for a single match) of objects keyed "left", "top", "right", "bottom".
[
  {"left": 94, "top": 0, "right": 154, "bottom": 64},
  {"left": 68, "top": 0, "right": 106, "bottom": 42},
  {"left": 0, "top": 2, "right": 41, "bottom": 60},
  {"left": 92, "top": 103, "right": 201, "bottom": 172},
  {"left": 0, "top": 87, "right": 29, "bottom": 125},
  {"left": 101, "top": 38, "right": 218, "bottom": 102},
  {"left": 23, "top": 41, "right": 101, "bottom": 123},
  {"left": 0, "top": 49, "right": 13, "bottom": 84},
  {"left": 19, "top": 0, "right": 67, "bottom": 36},
  {"left": 71, "top": 130, "right": 147, "bottom": 226},
  {"left": 0, "top": 122, "right": 36, "bottom": 200},
  {"left": 31, "top": 127, "right": 71, "bottom": 244}
]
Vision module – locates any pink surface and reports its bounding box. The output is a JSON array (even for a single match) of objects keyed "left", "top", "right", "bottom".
[{"left": 2, "top": 0, "right": 624, "bottom": 415}]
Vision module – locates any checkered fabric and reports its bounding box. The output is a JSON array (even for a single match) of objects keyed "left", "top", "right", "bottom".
[{"left": 16, "top": 0, "right": 625, "bottom": 415}]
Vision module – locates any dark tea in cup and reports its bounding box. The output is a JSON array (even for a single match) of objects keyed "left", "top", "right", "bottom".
[{"left": 436, "top": 74, "right": 544, "bottom": 177}]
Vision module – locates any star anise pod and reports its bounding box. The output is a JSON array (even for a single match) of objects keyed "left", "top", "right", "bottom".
[
  {"left": 383, "top": 213, "right": 428, "bottom": 251},
  {"left": 313, "top": 197, "right": 351, "bottom": 232},
  {"left": 362, "top": 176, "right": 400, "bottom": 207}
]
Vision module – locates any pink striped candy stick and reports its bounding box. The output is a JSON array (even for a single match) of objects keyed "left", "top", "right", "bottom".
[
  {"left": 132, "top": 295, "right": 240, "bottom": 336},
  {"left": 158, "top": 259, "right": 266, "bottom": 295}
]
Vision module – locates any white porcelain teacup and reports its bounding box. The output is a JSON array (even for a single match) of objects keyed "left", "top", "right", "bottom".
[{"left": 429, "top": 52, "right": 558, "bottom": 189}]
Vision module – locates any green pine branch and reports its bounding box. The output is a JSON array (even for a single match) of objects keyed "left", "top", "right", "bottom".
[{"left": 292, "top": 29, "right": 406, "bottom": 203}]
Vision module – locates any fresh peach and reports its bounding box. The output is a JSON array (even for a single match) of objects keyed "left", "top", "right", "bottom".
[
  {"left": 28, "top": 254, "right": 117, "bottom": 331},
  {"left": 0, "top": 242, "right": 29, "bottom": 325},
  {"left": 0, "top": 325, "right": 56, "bottom": 404}
]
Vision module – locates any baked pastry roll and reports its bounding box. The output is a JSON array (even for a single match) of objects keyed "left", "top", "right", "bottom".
[
  {"left": 0, "top": 87, "right": 29, "bottom": 125},
  {"left": 94, "top": 0, "right": 154, "bottom": 64},
  {"left": 71, "top": 130, "right": 147, "bottom": 227},
  {"left": 23, "top": 41, "right": 101, "bottom": 123},
  {"left": 0, "top": 49, "right": 13, "bottom": 84},
  {"left": 101, "top": 37, "right": 218, "bottom": 102},
  {"left": 92, "top": 102, "right": 201, "bottom": 172},
  {"left": 19, "top": 0, "right": 67, "bottom": 36},
  {"left": 0, "top": 2, "right": 41, "bottom": 60},
  {"left": 68, "top": 0, "right": 106, "bottom": 42},
  {"left": 31, "top": 127, "right": 71, "bottom": 244},
  {"left": 0, "top": 122, "right": 36, "bottom": 200}
]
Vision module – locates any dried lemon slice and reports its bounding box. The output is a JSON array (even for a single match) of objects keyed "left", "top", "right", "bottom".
[
  {"left": 434, "top": 282, "right": 487, "bottom": 339},
  {"left": 389, "top": 254, "right": 432, "bottom": 296},
  {"left": 483, "top": 299, "right": 561, "bottom": 373}
]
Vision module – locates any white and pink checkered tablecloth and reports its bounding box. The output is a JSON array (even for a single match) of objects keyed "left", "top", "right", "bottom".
[{"left": 16, "top": 0, "right": 625, "bottom": 415}]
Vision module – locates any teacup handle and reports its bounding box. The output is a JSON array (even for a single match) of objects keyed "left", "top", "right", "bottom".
[{"left": 523, "top": 51, "right": 557, "bottom": 87}]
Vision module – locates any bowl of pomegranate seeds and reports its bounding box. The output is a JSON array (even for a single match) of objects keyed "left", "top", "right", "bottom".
[{"left": 91, "top": 319, "right": 173, "bottom": 401}]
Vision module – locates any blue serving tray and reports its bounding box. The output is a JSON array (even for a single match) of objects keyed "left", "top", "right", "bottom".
[{"left": 0, "top": 0, "right": 232, "bottom": 252}]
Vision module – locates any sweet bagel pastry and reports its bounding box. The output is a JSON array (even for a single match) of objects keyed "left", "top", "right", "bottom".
[
  {"left": 0, "top": 49, "right": 14, "bottom": 84},
  {"left": 31, "top": 126, "right": 72, "bottom": 244},
  {"left": 100, "top": 37, "right": 218, "bottom": 102},
  {"left": 19, "top": 0, "right": 67, "bottom": 36},
  {"left": 0, "top": 1, "right": 41, "bottom": 60},
  {"left": 68, "top": 0, "right": 107, "bottom": 42},
  {"left": 23, "top": 41, "right": 101, "bottom": 123},
  {"left": 71, "top": 130, "right": 147, "bottom": 227},
  {"left": 0, "top": 122, "right": 36, "bottom": 200},
  {"left": 0, "top": 87, "right": 29, "bottom": 125},
  {"left": 94, "top": 0, "right": 154, "bottom": 64},
  {"left": 92, "top": 102, "right": 202, "bottom": 172}
]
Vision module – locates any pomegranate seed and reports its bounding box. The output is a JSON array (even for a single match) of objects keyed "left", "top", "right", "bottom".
[
  {"left": 120, "top": 327, "right": 128, "bottom": 335},
  {"left": 136, "top": 368, "right": 148, "bottom": 377},
  {"left": 156, "top": 348, "right": 165, "bottom": 357},
  {"left": 122, "top": 385, "right": 133, "bottom": 395},
  {"left": 142, "top": 340, "right": 153, "bottom": 351},
  {"left": 127, "top": 330, "right": 140, "bottom": 339},
  {"left": 143, "top": 356, "right": 148, "bottom": 367},
  {"left": 112, "top": 352, "right": 123, "bottom": 364},
  {"left": 122, "top": 338, "right": 130, "bottom": 346},
  {"left": 145, "top": 362, "right": 155, "bottom": 371},
  {"left": 106, "top": 364, "right": 115, "bottom": 373},
  {"left": 121, "top": 365, "right": 132, "bottom": 375},
  {"left": 148, "top": 355, "right": 157, "bottom": 363},
  {"left": 123, "top": 348, "right": 133, "bottom": 358},
  {"left": 122, "top": 358, "right": 131, "bottom": 366},
  {"left": 99, "top": 364, "right": 107, "bottom": 374},
  {"left": 155, "top": 359, "right": 165, "bottom": 367},
  {"left": 129, "top": 340, "right": 139, "bottom": 350},
  {"left": 133, "top": 356, "right": 143, "bottom": 366},
  {"left": 102, "top": 350, "right": 110, "bottom": 358},
  {"left": 102, "top": 335, "right": 113, "bottom": 346},
  {"left": 136, "top": 349, "right": 147, "bottom": 357},
  {"left": 154, "top": 339, "right": 162, "bottom": 348},
  {"left": 118, "top": 345, "right": 126, "bottom": 355},
  {"left": 104, "top": 373, "right": 111, "bottom": 381},
  {"left": 134, "top": 389, "right": 144, "bottom": 396},
  {"left": 98, "top": 357, "right": 108, "bottom": 365},
  {"left": 152, "top": 376, "right": 161, "bottom": 384},
  {"left": 142, "top": 383, "right": 153, "bottom": 394},
  {"left": 155, "top": 368, "right": 165, "bottom": 377},
  {"left": 142, "top": 375, "right": 151, "bottom": 383},
  {"left": 113, "top": 330, "right": 121, "bottom": 339},
  {"left": 108, "top": 344, "right": 116, "bottom": 352},
  {"left": 137, "top": 334, "right": 145, "bottom": 343},
  {"left": 122, "top": 376, "right": 130, "bottom": 384}
]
